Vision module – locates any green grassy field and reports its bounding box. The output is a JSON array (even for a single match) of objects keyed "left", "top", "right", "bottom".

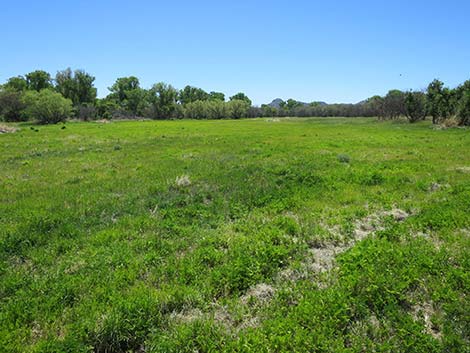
[{"left": 1, "top": 117, "right": 469, "bottom": 352}]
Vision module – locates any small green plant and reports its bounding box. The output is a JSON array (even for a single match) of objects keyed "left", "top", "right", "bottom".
[{"left": 337, "top": 153, "right": 351, "bottom": 163}]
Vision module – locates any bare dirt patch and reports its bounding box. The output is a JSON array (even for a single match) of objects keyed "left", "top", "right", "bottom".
[
  {"left": 170, "top": 308, "right": 204, "bottom": 324},
  {"left": 171, "top": 208, "right": 411, "bottom": 333},
  {"left": 455, "top": 166, "right": 470, "bottom": 173},
  {"left": 95, "top": 119, "right": 111, "bottom": 124},
  {"left": 240, "top": 283, "right": 276, "bottom": 305},
  {"left": 0, "top": 125, "right": 18, "bottom": 133},
  {"left": 174, "top": 175, "right": 191, "bottom": 188},
  {"left": 411, "top": 301, "right": 442, "bottom": 340},
  {"left": 278, "top": 208, "right": 410, "bottom": 285}
]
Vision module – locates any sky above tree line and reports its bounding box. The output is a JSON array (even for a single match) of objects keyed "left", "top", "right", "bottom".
[{"left": 2, "top": 0, "right": 470, "bottom": 105}]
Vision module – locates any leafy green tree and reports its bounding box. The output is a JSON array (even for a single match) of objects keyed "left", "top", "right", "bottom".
[
  {"left": 179, "top": 85, "right": 209, "bottom": 104},
  {"left": 55, "top": 68, "right": 75, "bottom": 101},
  {"left": 55, "top": 68, "right": 97, "bottom": 106},
  {"left": 125, "top": 89, "right": 148, "bottom": 117},
  {"left": 0, "top": 89, "right": 26, "bottom": 121},
  {"left": 209, "top": 91, "right": 225, "bottom": 101},
  {"left": 96, "top": 98, "right": 119, "bottom": 120},
  {"left": 4, "top": 76, "right": 27, "bottom": 92},
  {"left": 108, "top": 76, "right": 146, "bottom": 116},
  {"left": 286, "top": 99, "right": 303, "bottom": 110},
  {"left": 183, "top": 100, "right": 206, "bottom": 119},
  {"left": 227, "top": 99, "right": 250, "bottom": 119},
  {"left": 364, "top": 95, "right": 385, "bottom": 119},
  {"left": 426, "top": 79, "right": 454, "bottom": 124},
  {"left": 404, "top": 91, "right": 427, "bottom": 123},
  {"left": 456, "top": 81, "right": 470, "bottom": 126},
  {"left": 261, "top": 104, "right": 277, "bottom": 117},
  {"left": 229, "top": 92, "right": 252, "bottom": 106},
  {"left": 25, "top": 70, "right": 52, "bottom": 91},
  {"left": 22, "top": 89, "right": 73, "bottom": 124},
  {"left": 109, "top": 76, "right": 141, "bottom": 102},
  {"left": 383, "top": 90, "right": 406, "bottom": 119},
  {"left": 146, "top": 82, "right": 179, "bottom": 119},
  {"left": 207, "top": 100, "right": 228, "bottom": 119}
]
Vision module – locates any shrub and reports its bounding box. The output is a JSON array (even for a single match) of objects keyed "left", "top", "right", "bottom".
[
  {"left": 337, "top": 154, "right": 351, "bottom": 163},
  {"left": 22, "top": 89, "right": 73, "bottom": 124},
  {"left": 76, "top": 103, "right": 97, "bottom": 121},
  {"left": 457, "top": 91, "right": 470, "bottom": 126},
  {"left": 0, "top": 89, "right": 27, "bottom": 122},
  {"left": 96, "top": 98, "right": 120, "bottom": 119},
  {"left": 227, "top": 99, "right": 250, "bottom": 119}
]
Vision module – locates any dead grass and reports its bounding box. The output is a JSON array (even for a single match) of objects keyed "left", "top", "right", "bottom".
[
  {"left": 0, "top": 124, "right": 18, "bottom": 133},
  {"left": 411, "top": 300, "right": 442, "bottom": 340}
]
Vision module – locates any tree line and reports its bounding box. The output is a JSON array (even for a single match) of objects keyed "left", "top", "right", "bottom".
[{"left": 1, "top": 69, "right": 469, "bottom": 125}]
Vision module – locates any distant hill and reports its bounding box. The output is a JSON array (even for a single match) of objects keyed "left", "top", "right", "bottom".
[
  {"left": 267, "top": 98, "right": 284, "bottom": 108},
  {"left": 267, "top": 98, "right": 327, "bottom": 108}
]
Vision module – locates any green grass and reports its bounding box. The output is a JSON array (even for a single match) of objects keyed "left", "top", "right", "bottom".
[{"left": 1, "top": 117, "right": 469, "bottom": 352}]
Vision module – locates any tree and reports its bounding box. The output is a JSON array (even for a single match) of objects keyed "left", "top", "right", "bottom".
[
  {"left": 363, "top": 95, "right": 385, "bottom": 119},
  {"left": 4, "top": 76, "right": 27, "bottom": 92},
  {"left": 179, "top": 85, "right": 209, "bottom": 104},
  {"left": 22, "top": 89, "right": 73, "bottom": 124},
  {"left": 285, "top": 99, "right": 303, "bottom": 110},
  {"left": 209, "top": 91, "right": 225, "bottom": 101},
  {"left": 55, "top": 68, "right": 97, "bottom": 106},
  {"left": 96, "top": 97, "right": 119, "bottom": 120},
  {"left": 207, "top": 100, "right": 228, "bottom": 119},
  {"left": 108, "top": 76, "right": 146, "bottom": 116},
  {"left": 146, "top": 82, "right": 179, "bottom": 119},
  {"left": 227, "top": 99, "right": 250, "bottom": 119},
  {"left": 404, "top": 91, "right": 427, "bottom": 123},
  {"left": 109, "top": 76, "right": 141, "bottom": 102},
  {"left": 383, "top": 90, "right": 405, "bottom": 119},
  {"left": 456, "top": 81, "right": 470, "bottom": 126},
  {"left": 0, "top": 89, "right": 26, "bottom": 121},
  {"left": 261, "top": 104, "right": 277, "bottom": 117},
  {"left": 229, "top": 92, "right": 252, "bottom": 106},
  {"left": 426, "top": 79, "right": 454, "bottom": 124},
  {"left": 25, "top": 70, "right": 52, "bottom": 91}
]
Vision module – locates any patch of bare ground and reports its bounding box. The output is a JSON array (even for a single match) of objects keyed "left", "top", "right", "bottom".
[
  {"left": 173, "top": 175, "right": 191, "bottom": 188},
  {"left": 170, "top": 308, "right": 204, "bottom": 324},
  {"left": 454, "top": 166, "right": 470, "bottom": 173},
  {"left": 170, "top": 208, "right": 411, "bottom": 332},
  {"left": 428, "top": 182, "right": 450, "bottom": 192},
  {"left": 240, "top": 283, "right": 276, "bottom": 305},
  {"left": 411, "top": 300, "right": 442, "bottom": 340},
  {"left": 278, "top": 208, "right": 410, "bottom": 284},
  {"left": 346, "top": 313, "right": 382, "bottom": 345},
  {"left": 0, "top": 125, "right": 18, "bottom": 133}
]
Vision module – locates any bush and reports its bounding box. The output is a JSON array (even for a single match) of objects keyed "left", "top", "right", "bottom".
[
  {"left": 22, "top": 89, "right": 73, "bottom": 124},
  {"left": 457, "top": 91, "right": 470, "bottom": 126},
  {"left": 0, "top": 89, "right": 27, "bottom": 122},
  {"left": 96, "top": 98, "right": 120, "bottom": 119},
  {"left": 227, "top": 99, "right": 250, "bottom": 119},
  {"left": 337, "top": 154, "right": 351, "bottom": 163},
  {"left": 76, "top": 103, "right": 97, "bottom": 121}
]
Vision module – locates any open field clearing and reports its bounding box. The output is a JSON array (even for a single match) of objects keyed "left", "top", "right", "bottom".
[{"left": 1, "top": 117, "right": 469, "bottom": 352}]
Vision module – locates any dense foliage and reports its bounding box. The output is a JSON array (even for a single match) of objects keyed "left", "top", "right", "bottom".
[{"left": 1, "top": 68, "right": 470, "bottom": 125}]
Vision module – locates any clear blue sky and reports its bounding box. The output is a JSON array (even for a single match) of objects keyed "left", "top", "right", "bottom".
[{"left": 2, "top": 0, "right": 470, "bottom": 105}]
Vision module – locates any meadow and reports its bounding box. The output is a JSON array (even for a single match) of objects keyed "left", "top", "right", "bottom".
[{"left": 0, "top": 117, "right": 469, "bottom": 352}]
